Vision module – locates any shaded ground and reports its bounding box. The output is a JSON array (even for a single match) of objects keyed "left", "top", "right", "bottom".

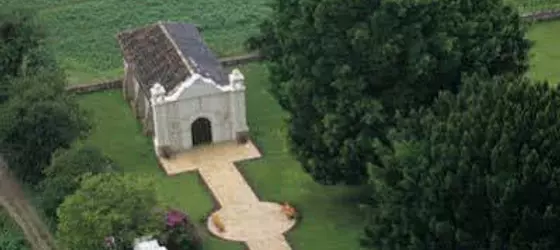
[{"left": 0, "top": 158, "right": 56, "bottom": 250}]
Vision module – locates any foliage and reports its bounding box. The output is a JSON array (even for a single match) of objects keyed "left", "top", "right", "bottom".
[
  {"left": 0, "top": 210, "right": 29, "bottom": 250},
  {"left": 57, "top": 173, "right": 165, "bottom": 250},
  {"left": 249, "top": 0, "right": 532, "bottom": 185},
  {"left": 38, "top": 144, "right": 119, "bottom": 222},
  {"left": 0, "top": 70, "right": 91, "bottom": 184},
  {"left": 77, "top": 63, "right": 367, "bottom": 250},
  {"left": 364, "top": 76, "right": 560, "bottom": 249},
  {"left": 158, "top": 209, "right": 202, "bottom": 250},
  {"left": 0, "top": 7, "right": 59, "bottom": 103}
]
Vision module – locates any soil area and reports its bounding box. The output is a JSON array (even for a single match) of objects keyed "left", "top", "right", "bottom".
[{"left": 0, "top": 157, "right": 56, "bottom": 250}]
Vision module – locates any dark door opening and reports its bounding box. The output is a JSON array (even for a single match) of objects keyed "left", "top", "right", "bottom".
[{"left": 191, "top": 117, "right": 212, "bottom": 146}]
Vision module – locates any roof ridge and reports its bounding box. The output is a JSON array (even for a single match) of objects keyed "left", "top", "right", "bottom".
[
  {"left": 115, "top": 22, "right": 159, "bottom": 39},
  {"left": 158, "top": 22, "right": 195, "bottom": 77}
]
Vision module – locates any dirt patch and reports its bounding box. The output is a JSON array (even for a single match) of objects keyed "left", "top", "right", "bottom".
[{"left": 0, "top": 158, "right": 57, "bottom": 250}]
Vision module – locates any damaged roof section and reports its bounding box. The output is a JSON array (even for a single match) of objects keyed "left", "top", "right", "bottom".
[{"left": 116, "top": 21, "right": 228, "bottom": 97}]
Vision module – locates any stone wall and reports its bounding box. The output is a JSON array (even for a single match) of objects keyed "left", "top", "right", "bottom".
[
  {"left": 66, "top": 79, "right": 122, "bottom": 94},
  {"left": 523, "top": 9, "right": 560, "bottom": 22},
  {"left": 66, "top": 53, "right": 263, "bottom": 94},
  {"left": 219, "top": 52, "right": 263, "bottom": 68}
]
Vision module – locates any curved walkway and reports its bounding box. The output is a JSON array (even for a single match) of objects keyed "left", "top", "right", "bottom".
[
  {"left": 159, "top": 141, "right": 296, "bottom": 250},
  {"left": 0, "top": 158, "right": 57, "bottom": 250}
]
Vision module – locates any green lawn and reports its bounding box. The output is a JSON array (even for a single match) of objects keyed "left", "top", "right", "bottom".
[
  {"left": 77, "top": 63, "right": 367, "bottom": 250},
  {"left": 1, "top": 0, "right": 272, "bottom": 85},
  {"left": 527, "top": 20, "right": 560, "bottom": 85}
]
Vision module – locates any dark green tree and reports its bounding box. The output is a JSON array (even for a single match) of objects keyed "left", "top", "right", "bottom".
[
  {"left": 248, "top": 0, "right": 531, "bottom": 185},
  {"left": 0, "top": 8, "right": 58, "bottom": 103},
  {"left": 364, "top": 77, "right": 560, "bottom": 249},
  {"left": 0, "top": 70, "right": 91, "bottom": 183},
  {"left": 57, "top": 173, "right": 164, "bottom": 250},
  {"left": 38, "top": 144, "right": 119, "bottom": 222}
]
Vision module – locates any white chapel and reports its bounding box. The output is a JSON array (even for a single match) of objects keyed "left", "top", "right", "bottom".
[{"left": 116, "top": 21, "right": 249, "bottom": 157}]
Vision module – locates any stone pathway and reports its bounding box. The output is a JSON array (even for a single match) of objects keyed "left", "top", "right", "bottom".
[
  {"left": 159, "top": 141, "right": 296, "bottom": 250},
  {"left": 198, "top": 164, "right": 259, "bottom": 205}
]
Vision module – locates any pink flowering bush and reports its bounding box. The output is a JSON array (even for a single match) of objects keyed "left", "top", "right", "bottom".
[{"left": 158, "top": 209, "right": 202, "bottom": 250}]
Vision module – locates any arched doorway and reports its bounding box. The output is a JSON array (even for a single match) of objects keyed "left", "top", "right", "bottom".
[{"left": 191, "top": 117, "right": 212, "bottom": 146}]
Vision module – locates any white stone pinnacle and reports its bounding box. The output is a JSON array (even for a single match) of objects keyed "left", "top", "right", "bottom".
[
  {"left": 229, "top": 68, "right": 245, "bottom": 90},
  {"left": 150, "top": 82, "right": 166, "bottom": 103}
]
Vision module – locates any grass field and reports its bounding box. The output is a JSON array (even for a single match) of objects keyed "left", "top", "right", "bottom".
[
  {"left": 77, "top": 63, "right": 367, "bottom": 250},
  {"left": 2, "top": 0, "right": 559, "bottom": 85},
  {"left": 0, "top": 0, "right": 272, "bottom": 84},
  {"left": 527, "top": 20, "right": 560, "bottom": 84}
]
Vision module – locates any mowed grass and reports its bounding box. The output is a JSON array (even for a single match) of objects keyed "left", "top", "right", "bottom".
[
  {"left": 0, "top": 0, "right": 272, "bottom": 85},
  {"left": 527, "top": 20, "right": 560, "bottom": 85},
  {"left": 77, "top": 63, "right": 367, "bottom": 250}
]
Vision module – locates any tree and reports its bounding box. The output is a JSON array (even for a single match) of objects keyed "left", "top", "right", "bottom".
[
  {"left": 38, "top": 144, "right": 119, "bottom": 222},
  {"left": 363, "top": 76, "right": 560, "bottom": 249},
  {"left": 57, "top": 173, "right": 165, "bottom": 250},
  {"left": 248, "top": 0, "right": 531, "bottom": 185},
  {"left": 0, "top": 8, "right": 58, "bottom": 103},
  {"left": 0, "top": 70, "right": 91, "bottom": 183}
]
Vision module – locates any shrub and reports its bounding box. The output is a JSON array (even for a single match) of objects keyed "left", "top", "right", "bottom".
[{"left": 158, "top": 209, "right": 202, "bottom": 250}]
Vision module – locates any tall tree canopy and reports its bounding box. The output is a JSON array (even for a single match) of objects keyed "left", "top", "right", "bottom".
[
  {"left": 0, "top": 70, "right": 91, "bottom": 183},
  {"left": 39, "top": 144, "right": 119, "bottom": 221},
  {"left": 57, "top": 173, "right": 164, "bottom": 250},
  {"left": 0, "top": 8, "right": 57, "bottom": 103},
  {"left": 249, "top": 0, "right": 531, "bottom": 185},
  {"left": 364, "top": 77, "right": 560, "bottom": 249}
]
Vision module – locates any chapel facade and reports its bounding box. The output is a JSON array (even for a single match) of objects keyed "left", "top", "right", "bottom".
[{"left": 116, "top": 21, "right": 249, "bottom": 157}]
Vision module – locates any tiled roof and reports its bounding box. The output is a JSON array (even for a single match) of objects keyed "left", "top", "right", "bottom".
[
  {"left": 116, "top": 22, "right": 227, "bottom": 97},
  {"left": 164, "top": 22, "right": 228, "bottom": 86}
]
